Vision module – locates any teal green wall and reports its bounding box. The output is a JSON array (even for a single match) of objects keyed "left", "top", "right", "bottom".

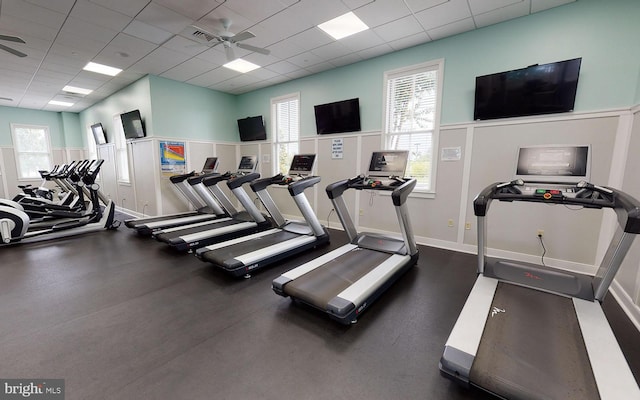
[
  {"left": 148, "top": 75, "right": 237, "bottom": 142},
  {"left": 79, "top": 76, "right": 152, "bottom": 145},
  {"left": 237, "top": 0, "right": 640, "bottom": 136},
  {"left": 0, "top": 105, "right": 69, "bottom": 147},
  {"left": 60, "top": 112, "right": 82, "bottom": 147}
]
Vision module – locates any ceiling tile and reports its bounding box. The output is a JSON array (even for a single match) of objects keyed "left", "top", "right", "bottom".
[
  {"left": 160, "top": 57, "right": 216, "bottom": 82},
  {"left": 357, "top": 43, "right": 394, "bottom": 60},
  {"left": 93, "top": 33, "right": 157, "bottom": 69},
  {"left": 287, "top": 51, "right": 326, "bottom": 68},
  {"left": 24, "top": 0, "right": 75, "bottom": 14},
  {"left": 162, "top": 35, "right": 209, "bottom": 57},
  {"left": 70, "top": 0, "right": 133, "bottom": 31},
  {"left": 87, "top": 0, "right": 149, "bottom": 17},
  {"left": 388, "top": 31, "right": 431, "bottom": 51},
  {"left": 130, "top": 47, "right": 192, "bottom": 75},
  {"left": 188, "top": 66, "right": 237, "bottom": 86},
  {"left": 62, "top": 16, "right": 120, "bottom": 44},
  {"left": 330, "top": 52, "right": 363, "bottom": 67},
  {"left": 2, "top": 0, "right": 67, "bottom": 29},
  {"left": 305, "top": 61, "right": 336, "bottom": 74},
  {"left": 287, "top": 28, "right": 333, "bottom": 51},
  {"left": 355, "top": 0, "right": 412, "bottom": 28},
  {"left": 152, "top": 0, "right": 224, "bottom": 20},
  {"left": 265, "top": 60, "right": 300, "bottom": 74},
  {"left": 414, "top": 0, "right": 472, "bottom": 30},
  {"left": 266, "top": 40, "right": 306, "bottom": 60},
  {"left": 468, "top": 0, "right": 525, "bottom": 15},
  {"left": 123, "top": 20, "right": 174, "bottom": 45},
  {"left": 531, "top": 0, "right": 575, "bottom": 13},
  {"left": 404, "top": 0, "right": 453, "bottom": 13},
  {"left": 474, "top": 1, "right": 530, "bottom": 28},
  {"left": 427, "top": 17, "right": 476, "bottom": 40},
  {"left": 373, "top": 15, "right": 424, "bottom": 42},
  {"left": 287, "top": 0, "right": 350, "bottom": 26},
  {"left": 136, "top": 2, "right": 195, "bottom": 34},
  {"left": 310, "top": 41, "right": 353, "bottom": 60},
  {"left": 222, "top": 0, "right": 294, "bottom": 24}
]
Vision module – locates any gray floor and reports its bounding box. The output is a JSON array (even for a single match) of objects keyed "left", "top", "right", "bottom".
[{"left": 1, "top": 218, "right": 638, "bottom": 400}]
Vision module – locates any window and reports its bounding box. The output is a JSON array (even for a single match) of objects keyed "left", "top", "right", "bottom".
[
  {"left": 271, "top": 93, "right": 300, "bottom": 174},
  {"left": 11, "top": 124, "right": 52, "bottom": 179},
  {"left": 383, "top": 59, "right": 444, "bottom": 193},
  {"left": 113, "top": 115, "right": 130, "bottom": 183}
]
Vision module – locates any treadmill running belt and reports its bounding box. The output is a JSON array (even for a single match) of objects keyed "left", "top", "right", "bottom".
[
  {"left": 284, "top": 248, "right": 390, "bottom": 309},
  {"left": 470, "top": 282, "right": 600, "bottom": 400},
  {"left": 200, "top": 230, "right": 301, "bottom": 264}
]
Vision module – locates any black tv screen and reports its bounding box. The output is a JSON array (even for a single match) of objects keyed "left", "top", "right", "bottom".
[
  {"left": 314, "top": 98, "right": 361, "bottom": 134},
  {"left": 120, "top": 109, "right": 145, "bottom": 139},
  {"left": 237, "top": 116, "right": 266, "bottom": 141},
  {"left": 91, "top": 123, "right": 107, "bottom": 145},
  {"left": 474, "top": 58, "right": 581, "bottom": 121}
]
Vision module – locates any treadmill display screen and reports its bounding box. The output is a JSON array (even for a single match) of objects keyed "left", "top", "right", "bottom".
[
  {"left": 515, "top": 145, "right": 590, "bottom": 183},
  {"left": 368, "top": 151, "right": 409, "bottom": 177},
  {"left": 202, "top": 157, "right": 218, "bottom": 173},
  {"left": 288, "top": 154, "right": 316, "bottom": 175},
  {"left": 238, "top": 155, "right": 257, "bottom": 172}
]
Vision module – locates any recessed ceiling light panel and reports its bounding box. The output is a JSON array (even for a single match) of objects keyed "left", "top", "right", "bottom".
[
  {"left": 83, "top": 62, "right": 122, "bottom": 76},
  {"left": 318, "top": 11, "right": 369, "bottom": 40},
  {"left": 223, "top": 58, "right": 260, "bottom": 73},
  {"left": 49, "top": 100, "right": 74, "bottom": 107},
  {"left": 63, "top": 85, "right": 93, "bottom": 95}
]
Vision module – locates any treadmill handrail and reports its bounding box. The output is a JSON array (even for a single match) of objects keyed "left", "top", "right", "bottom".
[
  {"left": 392, "top": 179, "right": 417, "bottom": 206},
  {"left": 473, "top": 180, "right": 640, "bottom": 234},
  {"left": 250, "top": 174, "right": 284, "bottom": 192},
  {"left": 227, "top": 172, "right": 260, "bottom": 189},
  {"left": 288, "top": 176, "right": 321, "bottom": 196},
  {"left": 170, "top": 170, "right": 197, "bottom": 184}
]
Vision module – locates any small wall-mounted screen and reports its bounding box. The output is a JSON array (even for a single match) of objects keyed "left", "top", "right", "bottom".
[
  {"left": 238, "top": 116, "right": 267, "bottom": 141},
  {"left": 314, "top": 98, "right": 361, "bottom": 135},
  {"left": 91, "top": 123, "right": 107, "bottom": 145},
  {"left": 120, "top": 109, "right": 145, "bottom": 139}
]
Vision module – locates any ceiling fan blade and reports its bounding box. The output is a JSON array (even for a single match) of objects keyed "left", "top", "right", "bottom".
[
  {"left": 236, "top": 42, "right": 270, "bottom": 55},
  {"left": 0, "top": 34, "right": 25, "bottom": 44},
  {"left": 224, "top": 45, "right": 236, "bottom": 61},
  {"left": 0, "top": 43, "right": 27, "bottom": 57},
  {"left": 230, "top": 31, "right": 255, "bottom": 43}
]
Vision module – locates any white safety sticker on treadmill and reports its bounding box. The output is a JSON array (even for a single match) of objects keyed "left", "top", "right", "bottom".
[{"left": 491, "top": 307, "right": 505, "bottom": 317}]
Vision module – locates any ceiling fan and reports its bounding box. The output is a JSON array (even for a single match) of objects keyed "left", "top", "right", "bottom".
[
  {"left": 0, "top": 34, "right": 27, "bottom": 57},
  {"left": 190, "top": 18, "right": 270, "bottom": 61}
]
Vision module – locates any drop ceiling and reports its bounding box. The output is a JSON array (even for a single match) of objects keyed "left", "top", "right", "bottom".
[{"left": 0, "top": 0, "right": 575, "bottom": 113}]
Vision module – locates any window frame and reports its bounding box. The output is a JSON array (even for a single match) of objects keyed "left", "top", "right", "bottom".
[
  {"left": 271, "top": 92, "right": 300, "bottom": 176},
  {"left": 381, "top": 59, "right": 444, "bottom": 195},
  {"left": 10, "top": 123, "right": 53, "bottom": 180}
]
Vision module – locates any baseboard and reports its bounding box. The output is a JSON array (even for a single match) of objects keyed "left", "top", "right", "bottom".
[{"left": 610, "top": 280, "right": 640, "bottom": 332}]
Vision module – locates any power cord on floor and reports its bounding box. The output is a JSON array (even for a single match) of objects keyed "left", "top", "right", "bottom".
[
  {"left": 326, "top": 208, "right": 334, "bottom": 229},
  {"left": 538, "top": 233, "right": 547, "bottom": 266}
]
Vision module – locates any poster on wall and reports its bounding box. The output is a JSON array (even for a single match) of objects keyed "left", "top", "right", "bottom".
[
  {"left": 331, "top": 138, "right": 343, "bottom": 159},
  {"left": 160, "top": 141, "right": 186, "bottom": 176}
]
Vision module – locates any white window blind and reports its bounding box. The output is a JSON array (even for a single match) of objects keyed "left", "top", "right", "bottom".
[
  {"left": 11, "top": 124, "right": 52, "bottom": 179},
  {"left": 271, "top": 93, "right": 300, "bottom": 174},
  {"left": 383, "top": 60, "right": 443, "bottom": 192}
]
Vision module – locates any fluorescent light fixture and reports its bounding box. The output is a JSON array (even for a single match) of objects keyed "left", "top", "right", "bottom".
[
  {"left": 49, "top": 100, "right": 74, "bottom": 107},
  {"left": 63, "top": 85, "right": 93, "bottom": 95},
  {"left": 318, "top": 11, "right": 369, "bottom": 40},
  {"left": 83, "top": 62, "right": 122, "bottom": 76},
  {"left": 223, "top": 58, "right": 260, "bottom": 73}
]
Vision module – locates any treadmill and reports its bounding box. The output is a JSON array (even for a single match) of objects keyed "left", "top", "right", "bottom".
[
  {"left": 273, "top": 150, "right": 418, "bottom": 324},
  {"left": 154, "top": 155, "right": 272, "bottom": 252},
  {"left": 195, "top": 154, "right": 330, "bottom": 278},
  {"left": 125, "top": 157, "right": 226, "bottom": 235},
  {"left": 440, "top": 145, "right": 640, "bottom": 400}
]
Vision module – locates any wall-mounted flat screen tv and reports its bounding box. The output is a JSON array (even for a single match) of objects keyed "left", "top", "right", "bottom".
[
  {"left": 237, "top": 116, "right": 267, "bottom": 141},
  {"left": 90, "top": 122, "right": 107, "bottom": 145},
  {"left": 314, "top": 98, "right": 361, "bottom": 134},
  {"left": 474, "top": 58, "right": 582, "bottom": 121},
  {"left": 120, "top": 109, "right": 146, "bottom": 139}
]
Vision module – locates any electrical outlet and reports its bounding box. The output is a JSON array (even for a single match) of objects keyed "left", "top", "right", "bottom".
[
  {"left": 465, "top": 222, "right": 471, "bottom": 230},
  {"left": 448, "top": 219, "right": 454, "bottom": 227},
  {"left": 537, "top": 229, "right": 544, "bottom": 237},
  {"left": 359, "top": 209, "right": 364, "bottom": 216}
]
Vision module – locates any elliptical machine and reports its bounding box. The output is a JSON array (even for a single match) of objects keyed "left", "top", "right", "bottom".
[{"left": 0, "top": 159, "right": 118, "bottom": 245}]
